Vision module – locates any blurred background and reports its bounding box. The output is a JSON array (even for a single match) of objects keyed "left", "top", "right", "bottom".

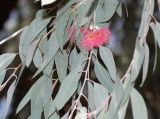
[{"left": 0, "top": 0, "right": 160, "bottom": 119}]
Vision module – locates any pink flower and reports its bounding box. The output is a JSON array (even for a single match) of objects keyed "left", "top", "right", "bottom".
[{"left": 80, "top": 28, "right": 111, "bottom": 51}]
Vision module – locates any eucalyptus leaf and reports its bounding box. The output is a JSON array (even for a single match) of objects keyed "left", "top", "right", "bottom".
[
  {"left": 94, "top": 83, "right": 108, "bottom": 108},
  {"left": 33, "top": 48, "right": 43, "bottom": 68},
  {"left": 0, "top": 53, "right": 16, "bottom": 72},
  {"left": 2, "top": 80, "right": 16, "bottom": 119},
  {"left": 0, "top": 70, "right": 6, "bottom": 85},
  {"left": 141, "top": 41, "right": 149, "bottom": 87},
  {"left": 19, "top": 18, "right": 51, "bottom": 62},
  {"left": 33, "top": 32, "right": 59, "bottom": 77},
  {"left": 55, "top": 53, "right": 87, "bottom": 110},
  {"left": 130, "top": 40, "right": 144, "bottom": 82},
  {"left": 131, "top": 88, "right": 148, "bottom": 119},
  {"left": 94, "top": 60, "right": 114, "bottom": 92},
  {"left": 104, "top": 0, "right": 119, "bottom": 21},
  {"left": 69, "top": 48, "right": 78, "bottom": 70},
  {"left": 55, "top": 50, "right": 68, "bottom": 82},
  {"left": 106, "top": 81, "right": 124, "bottom": 119},
  {"left": 99, "top": 46, "right": 117, "bottom": 81}
]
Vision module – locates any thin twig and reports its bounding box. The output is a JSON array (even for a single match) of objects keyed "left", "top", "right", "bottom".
[
  {"left": 68, "top": 51, "right": 93, "bottom": 119},
  {"left": 0, "top": 63, "right": 22, "bottom": 92},
  {"left": 0, "top": 28, "right": 23, "bottom": 45}
]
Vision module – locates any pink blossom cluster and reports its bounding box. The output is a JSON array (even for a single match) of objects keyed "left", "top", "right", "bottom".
[{"left": 68, "top": 26, "right": 111, "bottom": 51}]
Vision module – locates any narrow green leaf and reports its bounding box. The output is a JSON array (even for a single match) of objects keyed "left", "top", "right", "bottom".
[
  {"left": 94, "top": 60, "right": 114, "bottom": 92},
  {"left": 31, "top": 76, "right": 52, "bottom": 119},
  {"left": 0, "top": 70, "right": 6, "bottom": 85},
  {"left": 33, "top": 48, "right": 43, "bottom": 68},
  {"left": 138, "top": 0, "right": 154, "bottom": 38},
  {"left": 99, "top": 46, "right": 117, "bottom": 81},
  {"left": 69, "top": 48, "right": 78, "bottom": 70},
  {"left": 106, "top": 81, "right": 124, "bottom": 119},
  {"left": 154, "top": 21, "right": 160, "bottom": 48},
  {"left": 141, "top": 41, "right": 149, "bottom": 87},
  {"left": 130, "top": 40, "right": 144, "bottom": 82},
  {"left": 150, "top": 22, "right": 158, "bottom": 72},
  {"left": 2, "top": 80, "right": 16, "bottom": 119},
  {"left": 55, "top": 51, "right": 68, "bottom": 82},
  {"left": 88, "top": 82, "right": 95, "bottom": 111},
  {"left": 94, "top": 83, "right": 108, "bottom": 108},
  {"left": 56, "top": 8, "right": 70, "bottom": 49},
  {"left": 33, "top": 32, "right": 59, "bottom": 77},
  {"left": 0, "top": 53, "right": 16, "bottom": 72},
  {"left": 19, "top": 18, "right": 51, "bottom": 62},
  {"left": 117, "top": 3, "right": 122, "bottom": 17},
  {"left": 118, "top": 99, "right": 129, "bottom": 119},
  {"left": 131, "top": 88, "right": 148, "bottom": 119},
  {"left": 104, "top": 0, "right": 119, "bottom": 21},
  {"left": 55, "top": 53, "right": 87, "bottom": 110},
  {"left": 16, "top": 76, "right": 50, "bottom": 114},
  {"left": 26, "top": 39, "right": 39, "bottom": 67},
  {"left": 48, "top": 100, "right": 56, "bottom": 117},
  {"left": 48, "top": 112, "right": 60, "bottom": 119}
]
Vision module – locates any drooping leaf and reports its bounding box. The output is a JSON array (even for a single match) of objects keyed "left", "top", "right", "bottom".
[
  {"left": 2, "top": 80, "right": 16, "bottom": 119},
  {"left": 138, "top": 0, "right": 154, "bottom": 38},
  {"left": 56, "top": 6, "right": 70, "bottom": 49},
  {"left": 48, "top": 112, "right": 60, "bottom": 119},
  {"left": 0, "top": 53, "right": 16, "bottom": 72},
  {"left": 130, "top": 40, "right": 144, "bottom": 82},
  {"left": 31, "top": 76, "right": 52, "bottom": 119},
  {"left": 33, "top": 32, "right": 59, "bottom": 77},
  {"left": 19, "top": 17, "right": 51, "bottom": 62},
  {"left": 26, "top": 39, "right": 39, "bottom": 67},
  {"left": 16, "top": 76, "right": 51, "bottom": 114},
  {"left": 94, "top": 60, "right": 114, "bottom": 92},
  {"left": 88, "top": 82, "right": 95, "bottom": 111},
  {"left": 69, "top": 48, "right": 79, "bottom": 70},
  {"left": 131, "top": 88, "right": 148, "bottom": 119},
  {"left": 55, "top": 53, "right": 87, "bottom": 110},
  {"left": 55, "top": 50, "right": 68, "bottom": 82},
  {"left": 141, "top": 41, "right": 149, "bottom": 86},
  {"left": 0, "top": 70, "right": 6, "bottom": 85},
  {"left": 104, "top": 0, "right": 119, "bottom": 21},
  {"left": 33, "top": 48, "right": 43, "bottom": 68},
  {"left": 150, "top": 22, "right": 158, "bottom": 72},
  {"left": 154, "top": 21, "right": 160, "bottom": 48},
  {"left": 117, "top": 3, "right": 122, "bottom": 17},
  {"left": 106, "top": 81, "right": 124, "bottom": 119},
  {"left": 99, "top": 46, "right": 117, "bottom": 81},
  {"left": 94, "top": 83, "right": 108, "bottom": 108},
  {"left": 48, "top": 100, "right": 56, "bottom": 117},
  {"left": 118, "top": 99, "right": 129, "bottom": 119}
]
